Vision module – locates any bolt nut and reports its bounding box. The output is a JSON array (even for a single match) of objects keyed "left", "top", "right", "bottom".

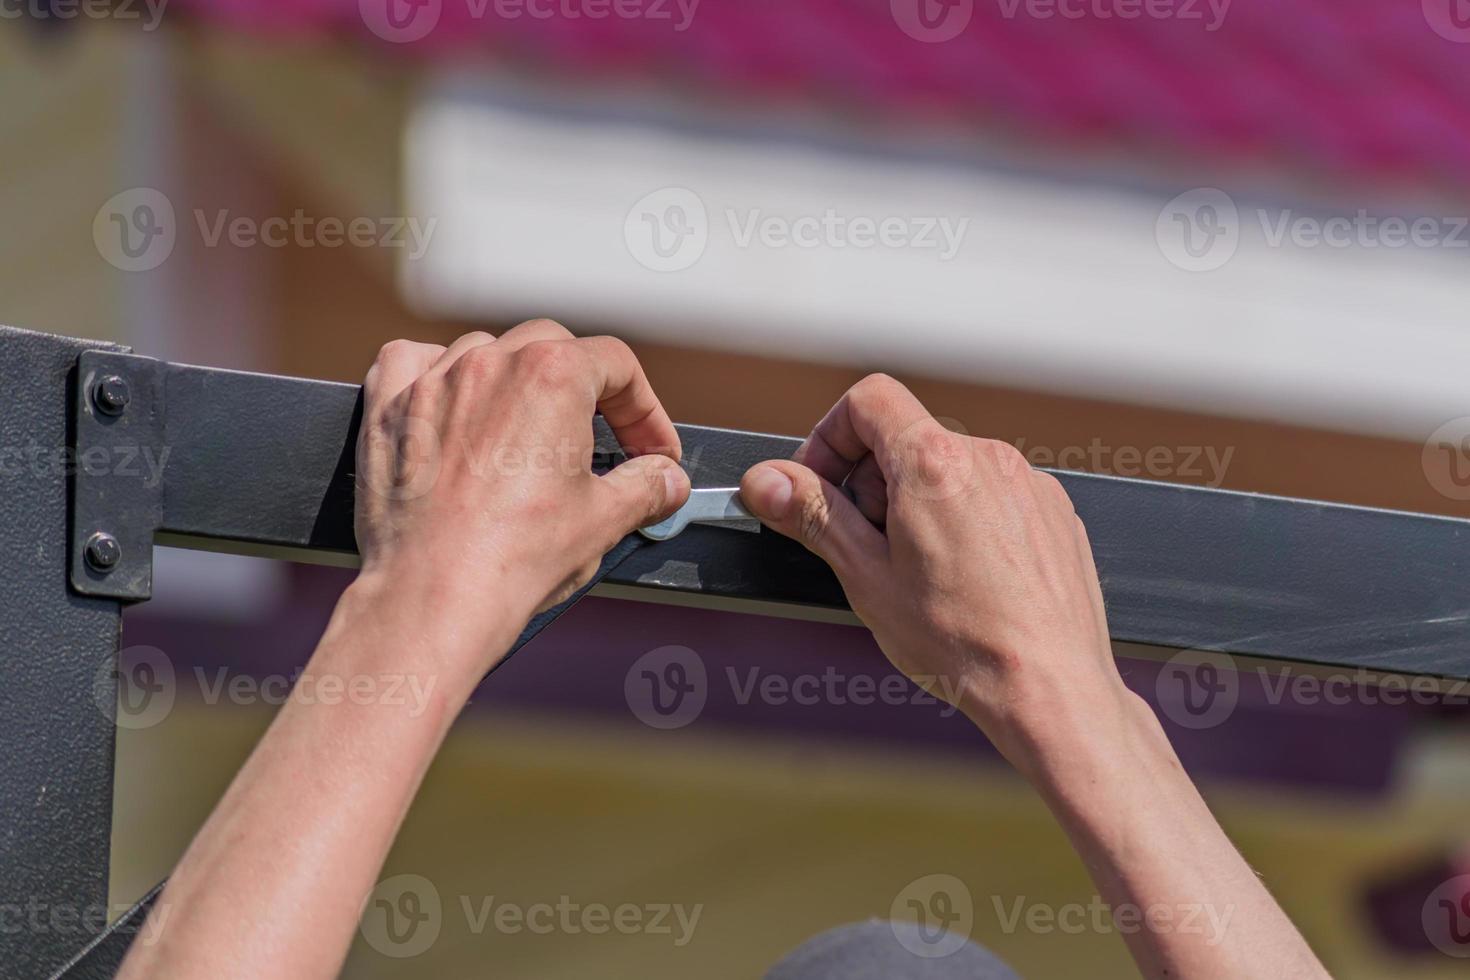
[
  {"left": 92, "top": 375, "right": 130, "bottom": 416},
  {"left": 84, "top": 532, "right": 122, "bottom": 572}
]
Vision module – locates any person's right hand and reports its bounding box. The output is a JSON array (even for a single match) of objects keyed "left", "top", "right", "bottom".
[
  {"left": 354, "top": 320, "right": 689, "bottom": 682},
  {"left": 739, "top": 374, "right": 1146, "bottom": 774}
]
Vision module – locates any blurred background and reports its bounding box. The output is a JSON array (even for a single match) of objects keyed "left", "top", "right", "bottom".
[{"left": 6, "top": 0, "right": 1470, "bottom": 975}]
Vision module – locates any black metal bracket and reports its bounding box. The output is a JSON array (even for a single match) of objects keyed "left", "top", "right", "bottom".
[{"left": 70, "top": 352, "right": 165, "bottom": 601}]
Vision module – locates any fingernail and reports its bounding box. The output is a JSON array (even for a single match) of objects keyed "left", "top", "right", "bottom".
[
  {"left": 747, "top": 466, "right": 794, "bottom": 520},
  {"left": 662, "top": 463, "right": 687, "bottom": 504}
]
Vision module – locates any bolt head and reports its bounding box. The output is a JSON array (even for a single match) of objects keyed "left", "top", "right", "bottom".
[
  {"left": 93, "top": 375, "right": 130, "bottom": 416},
  {"left": 84, "top": 532, "right": 122, "bottom": 572}
]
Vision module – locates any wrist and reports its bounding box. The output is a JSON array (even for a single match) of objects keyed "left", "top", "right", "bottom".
[
  {"left": 333, "top": 565, "right": 528, "bottom": 703},
  {"left": 1010, "top": 684, "right": 1186, "bottom": 826},
  {"left": 959, "top": 664, "right": 1169, "bottom": 790}
]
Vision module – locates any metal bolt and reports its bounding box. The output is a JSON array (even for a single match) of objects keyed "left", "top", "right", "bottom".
[
  {"left": 92, "top": 375, "right": 130, "bottom": 416},
  {"left": 84, "top": 532, "right": 122, "bottom": 572}
]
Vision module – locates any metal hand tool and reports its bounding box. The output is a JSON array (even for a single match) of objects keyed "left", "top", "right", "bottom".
[{"left": 639, "top": 488, "right": 757, "bottom": 541}]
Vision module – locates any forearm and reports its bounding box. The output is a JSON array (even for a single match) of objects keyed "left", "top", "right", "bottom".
[
  {"left": 118, "top": 574, "right": 508, "bottom": 979},
  {"left": 1011, "top": 689, "right": 1328, "bottom": 979}
]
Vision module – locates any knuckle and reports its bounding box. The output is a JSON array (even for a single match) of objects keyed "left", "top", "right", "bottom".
[
  {"left": 797, "top": 488, "right": 833, "bottom": 549},
  {"left": 851, "top": 372, "right": 905, "bottom": 410},
  {"left": 402, "top": 375, "right": 442, "bottom": 417},
  {"left": 374, "top": 337, "right": 419, "bottom": 366},
  {"left": 457, "top": 330, "right": 496, "bottom": 347},
  {"left": 586, "top": 334, "right": 634, "bottom": 361},
  {"left": 911, "top": 423, "right": 955, "bottom": 460},
  {"left": 892, "top": 422, "right": 966, "bottom": 490},
  {"left": 518, "top": 317, "right": 573, "bottom": 339},
  {"left": 446, "top": 342, "right": 500, "bottom": 384},
  {"left": 618, "top": 464, "right": 668, "bottom": 523},
  {"left": 515, "top": 341, "right": 580, "bottom": 387}
]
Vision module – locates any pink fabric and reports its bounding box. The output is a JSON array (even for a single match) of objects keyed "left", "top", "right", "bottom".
[{"left": 178, "top": 0, "right": 1470, "bottom": 183}]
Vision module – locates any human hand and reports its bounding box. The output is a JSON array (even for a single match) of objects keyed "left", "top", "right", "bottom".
[
  {"left": 353, "top": 320, "right": 690, "bottom": 676},
  {"left": 739, "top": 375, "right": 1142, "bottom": 775}
]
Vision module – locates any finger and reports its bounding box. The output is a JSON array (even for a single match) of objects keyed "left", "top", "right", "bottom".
[
  {"left": 843, "top": 453, "right": 888, "bottom": 525},
  {"left": 796, "top": 374, "right": 932, "bottom": 484},
  {"left": 576, "top": 335, "right": 682, "bottom": 461},
  {"left": 495, "top": 317, "right": 576, "bottom": 352},
  {"left": 363, "top": 339, "right": 446, "bottom": 413},
  {"left": 594, "top": 454, "right": 691, "bottom": 544},
  {"left": 430, "top": 330, "right": 498, "bottom": 372},
  {"left": 741, "top": 460, "right": 886, "bottom": 582}
]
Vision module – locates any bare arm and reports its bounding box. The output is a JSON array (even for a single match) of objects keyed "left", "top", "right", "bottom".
[
  {"left": 118, "top": 321, "right": 690, "bottom": 979},
  {"left": 738, "top": 374, "right": 1328, "bottom": 979}
]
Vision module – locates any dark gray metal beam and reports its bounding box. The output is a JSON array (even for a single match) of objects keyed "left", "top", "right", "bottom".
[{"left": 60, "top": 339, "right": 1470, "bottom": 681}]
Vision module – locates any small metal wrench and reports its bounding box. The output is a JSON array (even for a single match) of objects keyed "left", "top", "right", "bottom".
[{"left": 639, "top": 488, "right": 757, "bottom": 541}]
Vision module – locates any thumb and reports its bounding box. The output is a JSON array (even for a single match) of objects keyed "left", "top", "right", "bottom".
[
  {"left": 597, "top": 454, "right": 691, "bottom": 539},
  {"left": 741, "top": 460, "right": 886, "bottom": 581}
]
